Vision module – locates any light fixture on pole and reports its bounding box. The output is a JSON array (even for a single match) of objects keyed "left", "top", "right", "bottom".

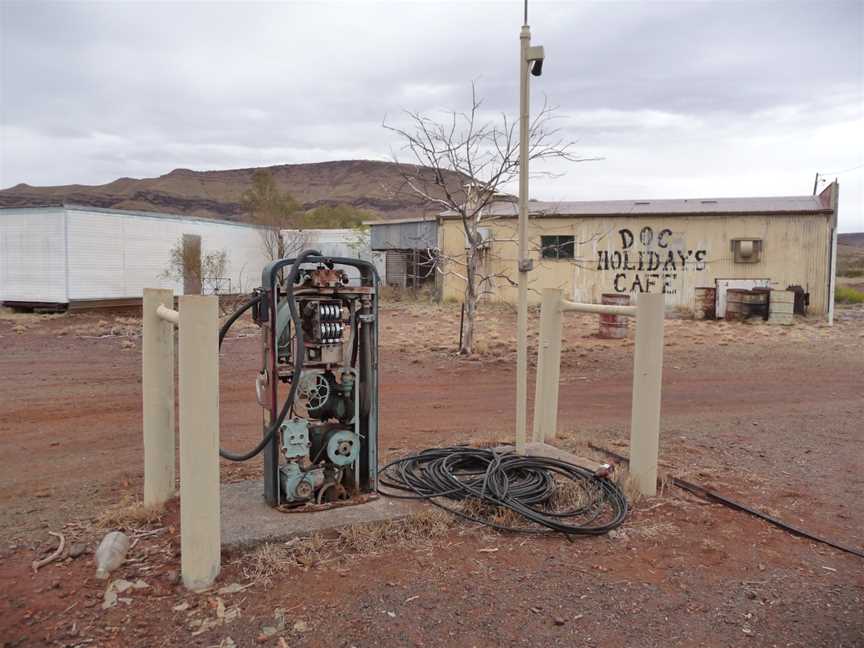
[{"left": 516, "top": 0, "right": 544, "bottom": 453}]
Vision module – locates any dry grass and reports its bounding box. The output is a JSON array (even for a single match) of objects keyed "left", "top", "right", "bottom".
[
  {"left": 95, "top": 494, "right": 166, "bottom": 530},
  {"left": 549, "top": 477, "right": 594, "bottom": 511},
  {"left": 241, "top": 507, "right": 456, "bottom": 584},
  {"left": 610, "top": 466, "right": 643, "bottom": 508},
  {"left": 0, "top": 307, "right": 66, "bottom": 323}
]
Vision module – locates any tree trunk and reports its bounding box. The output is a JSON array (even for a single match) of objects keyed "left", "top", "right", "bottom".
[{"left": 459, "top": 246, "right": 480, "bottom": 355}]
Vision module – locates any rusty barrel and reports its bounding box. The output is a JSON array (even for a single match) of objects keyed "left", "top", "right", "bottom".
[
  {"left": 599, "top": 293, "right": 630, "bottom": 339},
  {"left": 750, "top": 288, "right": 770, "bottom": 320},
  {"left": 725, "top": 289, "right": 748, "bottom": 321},
  {"left": 694, "top": 286, "right": 716, "bottom": 320},
  {"left": 726, "top": 289, "right": 768, "bottom": 321}
]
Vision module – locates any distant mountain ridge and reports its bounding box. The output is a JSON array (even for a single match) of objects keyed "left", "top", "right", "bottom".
[
  {"left": 0, "top": 160, "right": 467, "bottom": 222},
  {"left": 838, "top": 233, "right": 864, "bottom": 248}
]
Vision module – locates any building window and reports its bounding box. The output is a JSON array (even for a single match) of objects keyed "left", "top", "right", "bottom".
[
  {"left": 540, "top": 235, "right": 574, "bottom": 260},
  {"left": 731, "top": 238, "right": 763, "bottom": 263}
]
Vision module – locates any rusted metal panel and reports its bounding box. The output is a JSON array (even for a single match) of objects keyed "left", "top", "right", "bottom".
[
  {"left": 725, "top": 289, "right": 748, "bottom": 321},
  {"left": 694, "top": 287, "right": 716, "bottom": 319}
]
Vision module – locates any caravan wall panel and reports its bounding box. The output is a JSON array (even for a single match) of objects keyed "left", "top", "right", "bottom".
[
  {"left": 0, "top": 208, "right": 68, "bottom": 303},
  {"left": 66, "top": 209, "right": 270, "bottom": 300}
]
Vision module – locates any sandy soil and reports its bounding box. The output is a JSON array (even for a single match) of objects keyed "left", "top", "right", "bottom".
[{"left": 0, "top": 301, "right": 862, "bottom": 647}]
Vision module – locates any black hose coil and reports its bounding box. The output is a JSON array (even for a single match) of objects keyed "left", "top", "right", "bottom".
[{"left": 379, "top": 446, "right": 628, "bottom": 535}]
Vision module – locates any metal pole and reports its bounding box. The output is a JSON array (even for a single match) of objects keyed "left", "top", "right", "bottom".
[
  {"left": 179, "top": 295, "right": 221, "bottom": 590},
  {"left": 143, "top": 288, "right": 175, "bottom": 508},
  {"left": 628, "top": 293, "right": 665, "bottom": 496},
  {"left": 516, "top": 22, "right": 531, "bottom": 454},
  {"left": 827, "top": 182, "right": 839, "bottom": 326}
]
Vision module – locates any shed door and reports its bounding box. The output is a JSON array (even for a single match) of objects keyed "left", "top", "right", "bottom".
[
  {"left": 385, "top": 251, "right": 407, "bottom": 289},
  {"left": 715, "top": 278, "right": 769, "bottom": 318}
]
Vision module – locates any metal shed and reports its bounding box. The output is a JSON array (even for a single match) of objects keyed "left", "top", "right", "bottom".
[
  {"left": 368, "top": 218, "right": 438, "bottom": 251},
  {"left": 365, "top": 217, "right": 440, "bottom": 292},
  {"left": 0, "top": 205, "right": 272, "bottom": 308}
]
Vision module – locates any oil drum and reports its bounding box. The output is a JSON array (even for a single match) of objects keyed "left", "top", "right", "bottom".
[{"left": 599, "top": 293, "right": 631, "bottom": 339}]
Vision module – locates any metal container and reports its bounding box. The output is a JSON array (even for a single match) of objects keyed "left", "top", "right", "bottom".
[
  {"left": 769, "top": 290, "right": 794, "bottom": 325},
  {"left": 725, "top": 289, "right": 749, "bottom": 321},
  {"left": 694, "top": 286, "right": 716, "bottom": 320},
  {"left": 599, "top": 293, "right": 631, "bottom": 338},
  {"left": 749, "top": 288, "right": 770, "bottom": 320},
  {"left": 726, "top": 289, "right": 768, "bottom": 321},
  {"left": 786, "top": 285, "right": 809, "bottom": 315}
]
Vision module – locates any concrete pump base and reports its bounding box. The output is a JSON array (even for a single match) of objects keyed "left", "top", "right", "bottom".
[
  {"left": 521, "top": 441, "right": 604, "bottom": 471},
  {"left": 221, "top": 444, "right": 601, "bottom": 549},
  {"left": 221, "top": 480, "right": 422, "bottom": 549}
]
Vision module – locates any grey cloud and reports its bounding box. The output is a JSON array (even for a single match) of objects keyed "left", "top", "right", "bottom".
[{"left": 0, "top": 1, "right": 861, "bottom": 230}]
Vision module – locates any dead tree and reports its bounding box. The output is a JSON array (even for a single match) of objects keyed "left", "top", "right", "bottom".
[{"left": 385, "top": 84, "right": 589, "bottom": 355}]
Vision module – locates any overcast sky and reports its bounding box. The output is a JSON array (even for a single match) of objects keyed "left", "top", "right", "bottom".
[{"left": 1, "top": 0, "right": 862, "bottom": 231}]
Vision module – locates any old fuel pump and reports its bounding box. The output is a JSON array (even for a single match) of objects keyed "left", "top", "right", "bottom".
[{"left": 218, "top": 250, "right": 379, "bottom": 508}]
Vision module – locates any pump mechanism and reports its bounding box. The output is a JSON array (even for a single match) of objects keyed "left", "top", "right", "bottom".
[{"left": 218, "top": 251, "right": 379, "bottom": 508}]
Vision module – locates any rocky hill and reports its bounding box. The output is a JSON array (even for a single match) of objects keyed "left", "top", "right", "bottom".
[
  {"left": 0, "top": 160, "right": 467, "bottom": 222},
  {"left": 837, "top": 232, "right": 864, "bottom": 278}
]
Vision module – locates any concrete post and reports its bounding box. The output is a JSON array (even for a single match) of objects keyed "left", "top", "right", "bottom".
[
  {"left": 143, "top": 288, "right": 175, "bottom": 507},
  {"left": 178, "top": 295, "right": 221, "bottom": 590},
  {"left": 532, "top": 288, "right": 563, "bottom": 442},
  {"left": 629, "top": 293, "right": 665, "bottom": 496}
]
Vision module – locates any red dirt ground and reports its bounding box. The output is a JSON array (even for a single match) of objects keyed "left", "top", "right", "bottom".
[{"left": 1, "top": 302, "right": 862, "bottom": 647}]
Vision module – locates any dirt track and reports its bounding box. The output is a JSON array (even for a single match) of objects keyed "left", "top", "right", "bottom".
[{"left": 1, "top": 303, "right": 862, "bottom": 647}]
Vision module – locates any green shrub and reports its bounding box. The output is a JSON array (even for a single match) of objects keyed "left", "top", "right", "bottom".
[{"left": 835, "top": 286, "right": 864, "bottom": 304}]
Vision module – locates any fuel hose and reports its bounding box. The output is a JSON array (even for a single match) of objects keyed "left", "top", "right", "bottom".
[{"left": 217, "top": 249, "right": 321, "bottom": 462}]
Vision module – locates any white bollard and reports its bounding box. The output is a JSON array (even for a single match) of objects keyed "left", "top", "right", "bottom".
[
  {"left": 143, "top": 288, "right": 175, "bottom": 507},
  {"left": 178, "top": 295, "right": 221, "bottom": 590},
  {"left": 628, "top": 293, "right": 665, "bottom": 496},
  {"left": 532, "top": 288, "right": 563, "bottom": 443}
]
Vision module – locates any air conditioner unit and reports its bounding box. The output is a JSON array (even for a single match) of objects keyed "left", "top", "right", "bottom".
[
  {"left": 465, "top": 227, "right": 492, "bottom": 249},
  {"left": 731, "top": 238, "right": 763, "bottom": 263}
]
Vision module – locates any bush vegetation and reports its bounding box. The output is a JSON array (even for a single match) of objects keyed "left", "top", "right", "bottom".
[{"left": 835, "top": 285, "right": 864, "bottom": 304}]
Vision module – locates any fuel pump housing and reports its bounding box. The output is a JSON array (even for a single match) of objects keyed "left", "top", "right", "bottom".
[{"left": 249, "top": 252, "right": 379, "bottom": 507}]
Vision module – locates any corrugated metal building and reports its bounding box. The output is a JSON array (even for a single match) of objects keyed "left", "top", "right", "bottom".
[
  {"left": 0, "top": 205, "right": 272, "bottom": 308},
  {"left": 365, "top": 217, "right": 439, "bottom": 291},
  {"left": 436, "top": 183, "right": 840, "bottom": 316}
]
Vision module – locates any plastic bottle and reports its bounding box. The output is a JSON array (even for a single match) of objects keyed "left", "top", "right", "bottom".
[{"left": 94, "top": 531, "right": 130, "bottom": 579}]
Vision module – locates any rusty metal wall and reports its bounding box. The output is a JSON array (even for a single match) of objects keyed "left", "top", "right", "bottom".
[{"left": 370, "top": 220, "right": 438, "bottom": 251}]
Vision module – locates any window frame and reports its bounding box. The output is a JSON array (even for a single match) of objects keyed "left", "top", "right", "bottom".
[{"left": 540, "top": 235, "right": 575, "bottom": 260}]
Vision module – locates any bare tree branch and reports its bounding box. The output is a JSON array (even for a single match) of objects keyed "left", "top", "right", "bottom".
[{"left": 383, "top": 85, "right": 592, "bottom": 354}]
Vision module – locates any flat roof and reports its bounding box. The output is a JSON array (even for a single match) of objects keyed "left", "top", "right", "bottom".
[
  {"left": 362, "top": 216, "right": 438, "bottom": 226},
  {"left": 440, "top": 194, "right": 833, "bottom": 219},
  {"left": 0, "top": 204, "right": 268, "bottom": 230}
]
